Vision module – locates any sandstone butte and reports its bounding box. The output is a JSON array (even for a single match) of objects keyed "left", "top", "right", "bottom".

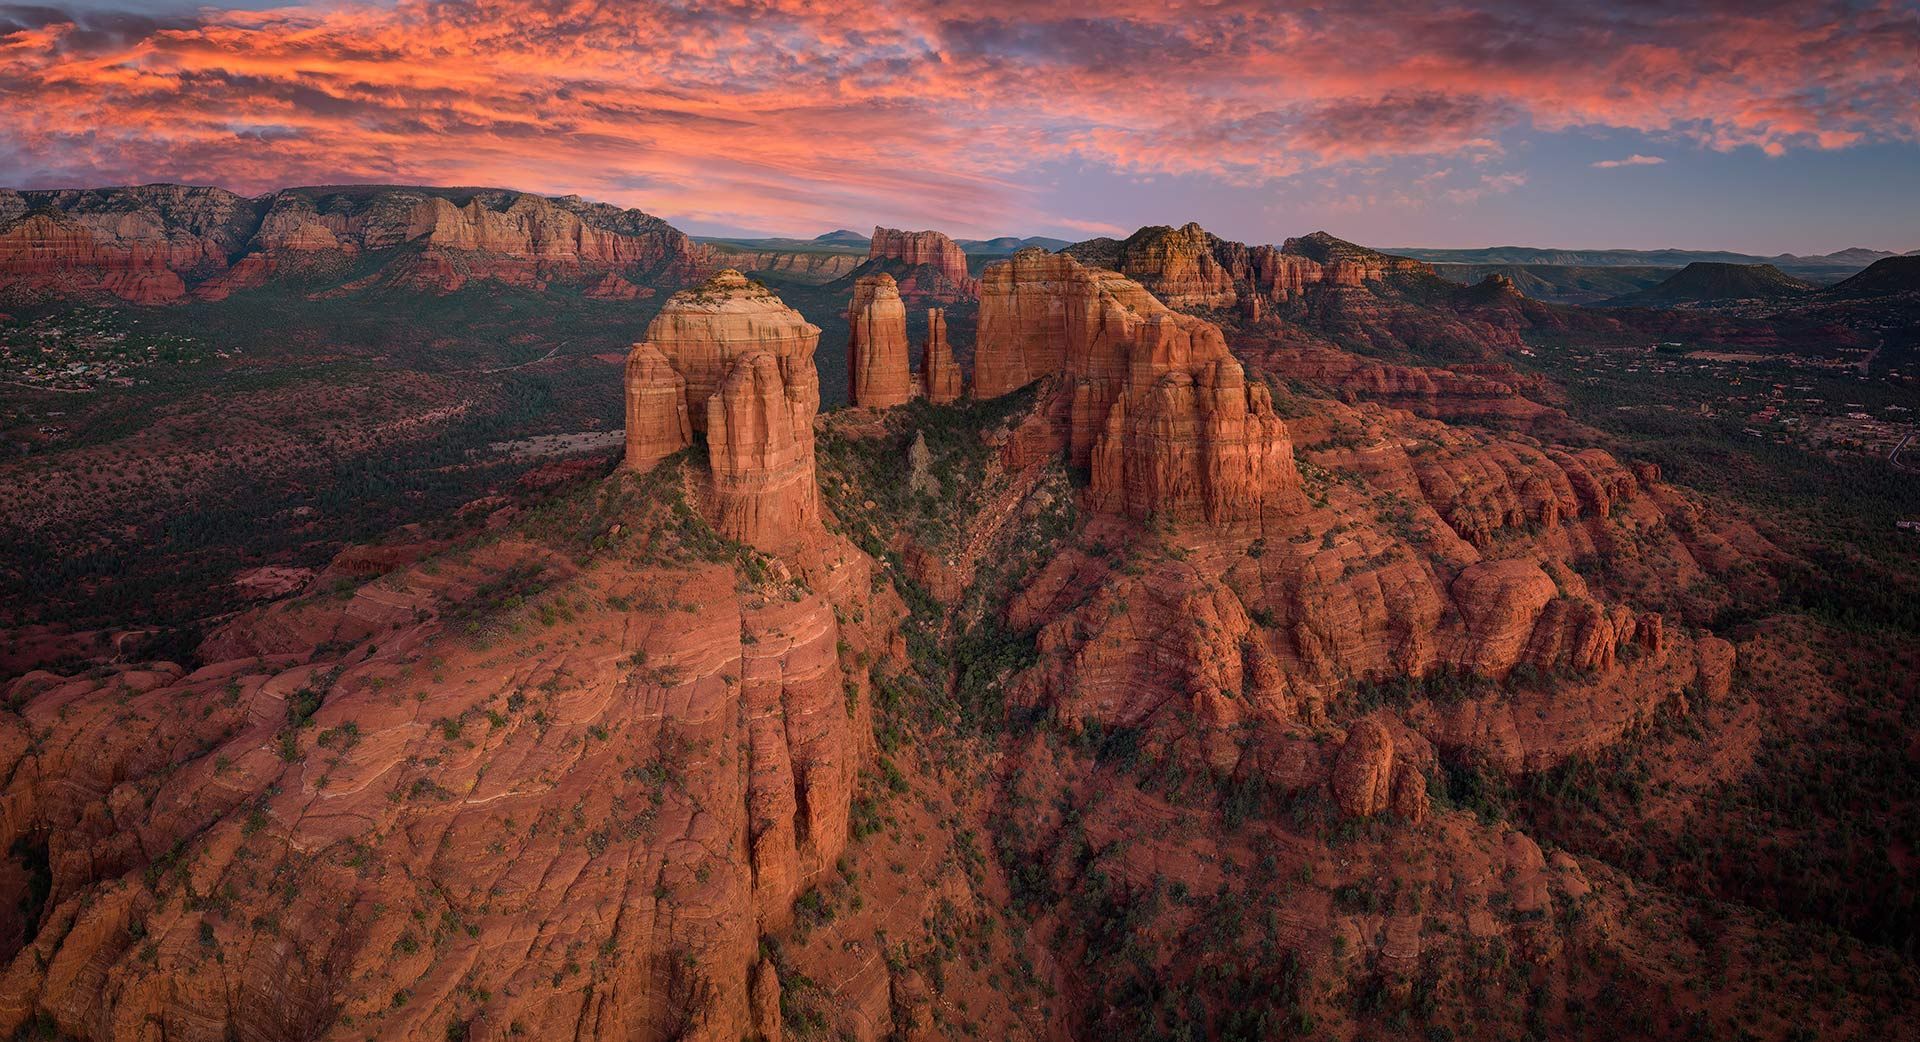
[
  {"left": 864, "top": 226, "right": 980, "bottom": 301},
  {"left": 845, "top": 273, "right": 915, "bottom": 409},
  {"left": 918, "top": 307, "right": 964, "bottom": 403},
  {"left": 0, "top": 185, "right": 710, "bottom": 304},
  {"left": 623, "top": 269, "right": 824, "bottom": 549}
]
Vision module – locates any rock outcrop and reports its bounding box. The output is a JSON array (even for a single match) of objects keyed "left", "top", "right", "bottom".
[
  {"left": 847, "top": 273, "right": 914, "bottom": 409},
  {"left": 972, "top": 248, "right": 1304, "bottom": 528},
  {"left": 624, "top": 270, "right": 824, "bottom": 547},
  {"left": 0, "top": 184, "right": 710, "bottom": 304},
  {"left": 1063, "top": 223, "right": 1237, "bottom": 308},
  {"left": 860, "top": 227, "right": 979, "bottom": 301},
  {"left": 918, "top": 308, "right": 964, "bottom": 403},
  {"left": 624, "top": 343, "right": 692, "bottom": 469}
]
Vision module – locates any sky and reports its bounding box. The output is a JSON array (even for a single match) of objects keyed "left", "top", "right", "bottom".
[{"left": 3, "top": 0, "right": 1918, "bottom": 254}]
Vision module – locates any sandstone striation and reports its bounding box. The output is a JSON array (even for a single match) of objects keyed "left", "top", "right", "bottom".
[
  {"left": 624, "top": 270, "right": 823, "bottom": 547},
  {"left": 1063, "top": 222, "right": 1237, "bottom": 307},
  {"left": 918, "top": 308, "right": 964, "bottom": 403},
  {"left": 846, "top": 273, "right": 915, "bottom": 408}
]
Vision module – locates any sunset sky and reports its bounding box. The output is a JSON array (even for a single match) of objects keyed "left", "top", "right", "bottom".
[{"left": 4, "top": 0, "right": 1918, "bottom": 252}]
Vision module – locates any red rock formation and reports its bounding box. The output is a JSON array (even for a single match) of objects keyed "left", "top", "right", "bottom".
[
  {"left": 865, "top": 227, "right": 979, "bottom": 300},
  {"left": 847, "top": 273, "right": 914, "bottom": 408},
  {"left": 638, "top": 270, "right": 821, "bottom": 433},
  {"left": 708, "top": 350, "right": 822, "bottom": 545},
  {"left": 624, "top": 343, "right": 692, "bottom": 470},
  {"left": 1066, "top": 223, "right": 1237, "bottom": 307},
  {"left": 919, "top": 308, "right": 964, "bottom": 403},
  {"left": 973, "top": 249, "right": 1304, "bottom": 528},
  {"left": 0, "top": 185, "right": 710, "bottom": 304},
  {"left": 1332, "top": 718, "right": 1396, "bottom": 816},
  {"left": 0, "top": 479, "right": 901, "bottom": 1041},
  {"left": 625, "top": 270, "right": 824, "bottom": 548}
]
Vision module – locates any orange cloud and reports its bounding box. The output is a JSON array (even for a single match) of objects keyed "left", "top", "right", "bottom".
[{"left": 1, "top": 0, "right": 1915, "bottom": 235}]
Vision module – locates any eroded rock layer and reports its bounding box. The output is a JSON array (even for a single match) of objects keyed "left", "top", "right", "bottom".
[
  {"left": 0, "top": 467, "right": 902, "bottom": 1042},
  {"left": 862, "top": 227, "right": 979, "bottom": 301}
]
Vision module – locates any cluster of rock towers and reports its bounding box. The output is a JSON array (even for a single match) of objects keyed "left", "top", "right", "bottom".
[
  {"left": 625, "top": 251, "right": 1305, "bottom": 545},
  {"left": 847, "top": 272, "right": 963, "bottom": 407}
]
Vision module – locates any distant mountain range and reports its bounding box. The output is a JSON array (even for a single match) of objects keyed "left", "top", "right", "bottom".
[{"left": 1387, "top": 244, "right": 1906, "bottom": 279}]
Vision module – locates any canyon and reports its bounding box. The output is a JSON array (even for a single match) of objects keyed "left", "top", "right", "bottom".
[{"left": 0, "top": 194, "right": 1914, "bottom": 1042}]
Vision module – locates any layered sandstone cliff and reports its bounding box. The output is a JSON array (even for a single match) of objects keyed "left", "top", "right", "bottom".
[
  {"left": 0, "top": 185, "right": 710, "bottom": 303},
  {"left": 846, "top": 273, "right": 914, "bottom": 409},
  {"left": 625, "top": 270, "right": 823, "bottom": 547},
  {"left": 919, "top": 308, "right": 964, "bottom": 403}
]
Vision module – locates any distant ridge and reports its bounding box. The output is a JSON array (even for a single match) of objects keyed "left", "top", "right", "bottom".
[
  {"left": 1388, "top": 244, "right": 1896, "bottom": 278},
  {"left": 1823, "top": 255, "right": 1920, "bottom": 299}
]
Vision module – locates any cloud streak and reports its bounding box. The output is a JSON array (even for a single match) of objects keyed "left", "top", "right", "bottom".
[
  {"left": 1, "top": 0, "right": 1915, "bottom": 235},
  {"left": 1592, "top": 154, "right": 1666, "bottom": 168}
]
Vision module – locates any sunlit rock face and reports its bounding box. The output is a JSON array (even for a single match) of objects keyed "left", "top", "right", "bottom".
[
  {"left": 624, "top": 269, "right": 824, "bottom": 547},
  {"left": 974, "top": 248, "right": 1305, "bottom": 529},
  {"left": 847, "top": 273, "right": 914, "bottom": 409}
]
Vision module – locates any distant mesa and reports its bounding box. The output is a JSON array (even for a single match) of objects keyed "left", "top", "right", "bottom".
[
  {"left": 846, "top": 226, "right": 980, "bottom": 302},
  {"left": 1822, "top": 255, "right": 1920, "bottom": 299},
  {"left": 1599, "top": 262, "right": 1817, "bottom": 307},
  {"left": 956, "top": 234, "right": 1073, "bottom": 255},
  {"left": 0, "top": 183, "right": 711, "bottom": 305},
  {"left": 812, "top": 229, "right": 871, "bottom": 246}
]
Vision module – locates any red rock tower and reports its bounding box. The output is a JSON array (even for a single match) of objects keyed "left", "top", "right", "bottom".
[
  {"left": 847, "top": 273, "right": 914, "bottom": 408},
  {"left": 919, "top": 308, "right": 964, "bottom": 403}
]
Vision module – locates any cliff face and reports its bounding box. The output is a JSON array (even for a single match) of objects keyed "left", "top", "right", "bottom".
[
  {"left": 973, "top": 249, "right": 1304, "bottom": 530},
  {"left": 0, "top": 184, "right": 711, "bottom": 304},
  {"left": 846, "top": 273, "right": 914, "bottom": 409},
  {"left": 918, "top": 308, "right": 964, "bottom": 403},
  {"left": 625, "top": 270, "right": 823, "bottom": 548},
  {"left": 857, "top": 227, "right": 979, "bottom": 301}
]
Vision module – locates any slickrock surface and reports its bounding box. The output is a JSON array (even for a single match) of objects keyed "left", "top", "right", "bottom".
[
  {"left": 625, "top": 271, "right": 824, "bottom": 548},
  {"left": 918, "top": 308, "right": 964, "bottom": 403},
  {"left": 860, "top": 227, "right": 979, "bottom": 300},
  {"left": 846, "top": 273, "right": 914, "bottom": 408},
  {"left": 0, "top": 185, "right": 709, "bottom": 303},
  {"left": 0, "top": 458, "right": 904, "bottom": 1042}
]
